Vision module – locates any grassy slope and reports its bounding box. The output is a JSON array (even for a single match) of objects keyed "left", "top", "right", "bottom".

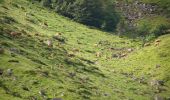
[{"left": 0, "top": 0, "right": 170, "bottom": 100}]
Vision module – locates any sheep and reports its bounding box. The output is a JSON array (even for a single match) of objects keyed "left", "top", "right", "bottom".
[
  {"left": 155, "top": 39, "right": 161, "bottom": 43},
  {"left": 154, "top": 42, "right": 160, "bottom": 47},
  {"left": 72, "top": 48, "right": 80, "bottom": 52},
  {"left": 96, "top": 52, "right": 101, "bottom": 57},
  {"left": 46, "top": 40, "right": 53, "bottom": 47},
  {"left": 67, "top": 51, "right": 75, "bottom": 57},
  {"left": 10, "top": 32, "right": 21, "bottom": 37},
  {"left": 154, "top": 39, "right": 161, "bottom": 46},
  {"left": 127, "top": 48, "right": 133, "bottom": 52},
  {"left": 144, "top": 43, "right": 150, "bottom": 47},
  {"left": 40, "top": 22, "right": 48, "bottom": 29}
]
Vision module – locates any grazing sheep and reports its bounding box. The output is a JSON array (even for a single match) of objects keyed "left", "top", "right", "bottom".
[
  {"left": 154, "top": 39, "right": 161, "bottom": 46},
  {"left": 10, "top": 32, "right": 21, "bottom": 37},
  {"left": 40, "top": 22, "right": 48, "bottom": 29},
  {"left": 67, "top": 52, "right": 75, "bottom": 57},
  {"left": 154, "top": 42, "right": 160, "bottom": 46},
  {"left": 127, "top": 48, "right": 133, "bottom": 52},
  {"left": 96, "top": 52, "right": 101, "bottom": 57},
  {"left": 94, "top": 43, "right": 98, "bottom": 47},
  {"left": 72, "top": 48, "right": 80, "bottom": 52},
  {"left": 155, "top": 39, "right": 161, "bottom": 43},
  {"left": 46, "top": 40, "right": 53, "bottom": 47},
  {"left": 144, "top": 43, "right": 150, "bottom": 47},
  {"left": 55, "top": 32, "right": 62, "bottom": 36}
]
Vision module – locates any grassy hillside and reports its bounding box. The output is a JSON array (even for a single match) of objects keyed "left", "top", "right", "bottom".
[{"left": 0, "top": 0, "right": 170, "bottom": 100}]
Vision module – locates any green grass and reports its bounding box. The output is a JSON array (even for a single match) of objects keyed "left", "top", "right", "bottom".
[{"left": 0, "top": 0, "right": 170, "bottom": 100}]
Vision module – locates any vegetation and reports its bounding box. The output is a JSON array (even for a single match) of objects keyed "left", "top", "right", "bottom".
[
  {"left": 0, "top": 0, "right": 170, "bottom": 100},
  {"left": 39, "top": 0, "right": 120, "bottom": 31}
]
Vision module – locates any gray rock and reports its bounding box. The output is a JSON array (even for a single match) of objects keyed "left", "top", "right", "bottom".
[
  {"left": 9, "top": 48, "right": 20, "bottom": 54},
  {"left": 7, "top": 69, "right": 13, "bottom": 76},
  {"left": 156, "top": 64, "right": 161, "bottom": 68},
  {"left": 154, "top": 95, "right": 164, "bottom": 100},
  {"left": 39, "top": 90, "right": 46, "bottom": 97},
  {"left": 150, "top": 79, "right": 164, "bottom": 86},
  {"left": 51, "top": 98, "right": 63, "bottom": 100}
]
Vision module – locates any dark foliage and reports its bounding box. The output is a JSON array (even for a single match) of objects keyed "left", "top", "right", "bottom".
[{"left": 37, "top": 0, "right": 119, "bottom": 31}]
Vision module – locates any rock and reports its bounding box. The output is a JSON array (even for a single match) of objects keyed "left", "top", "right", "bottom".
[
  {"left": 39, "top": 90, "right": 46, "bottom": 97},
  {"left": 7, "top": 69, "right": 13, "bottom": 76},
  {"left": 104, "top": 93, "right": 109, "bottom": 96},
  {"left": 155, "top": 86, "right": 166, "bottom": 93},
  {"left": 0, "top": 48, "right": 5, "bottom": 54},
  {"left": 112, "top": 54, "right": 119, "bottom": 58},
  {"left": 154, "top": 95, "right": 164, "bottom": 100},
  {"left": 150, "top": 79, "right": 164, "bottom": 86},
  {"left": 51, "top": 98, "right": 63, "bottom": 100},
  {"left": 156, "top": 64, "right": 161, "bottom": 68},
  {"left": 10, "top": 48, "right": 20, "bottom": 54},
  {"left": 68, "top": 72, "right": 76, "bottom": 78}
]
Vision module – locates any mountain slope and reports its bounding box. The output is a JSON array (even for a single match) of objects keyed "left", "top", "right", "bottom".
[{"left": 0, "top": 0, "right": 170, "bottom": 100}]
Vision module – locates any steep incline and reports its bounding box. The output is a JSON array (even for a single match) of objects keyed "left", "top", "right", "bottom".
[{"left": 0, "top": 0, "right": 170, "bottom": 100}]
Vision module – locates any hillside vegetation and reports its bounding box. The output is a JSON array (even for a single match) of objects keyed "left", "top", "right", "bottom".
[{"left": 0, "top": 0, "right": 170, "bottom": 100}]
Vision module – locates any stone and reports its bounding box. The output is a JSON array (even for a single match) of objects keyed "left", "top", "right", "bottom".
[
  {"left": 68, "top": 72, "right": 76, "bottom": 78},
  {"left": 154, "top": 95, "right": 164, "bottom": 100},
  {"left": 51, "top": 98, "right": 63, "bottom": 100},
  {"left": 104, "top": 93, "right": 109, "bottom": 96},
  {"left": 7, "top": 69, "right": 13, "bottom": 76},
  {"left": 156, "top": 64, "right": 161, "bottom": 68},
  {"left": 150, "top": 79, "right": 164, "bottom": 86},
  {"left": 39, "top": 90, "right": 46, "bottom": 97},
  {"left": 10, "top": 48, "right": 20, "bottom": 54}
]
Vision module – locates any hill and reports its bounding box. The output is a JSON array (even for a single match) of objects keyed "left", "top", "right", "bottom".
[{"left": 0, "top": 0, "right": 170, "bottom": 100}]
